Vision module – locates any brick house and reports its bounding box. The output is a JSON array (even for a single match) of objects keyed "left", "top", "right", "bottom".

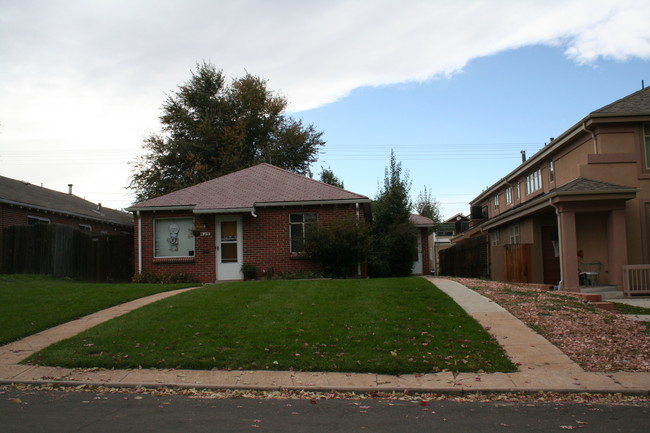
[
  {"left": 127, "top": 163, "right": 371, "bottom": 283},
  {"left": 451, "top": 86, "right": 650, "bottom": 293},
  {"left": 0, "top": 175, "right": 133, "bottom": 234}
]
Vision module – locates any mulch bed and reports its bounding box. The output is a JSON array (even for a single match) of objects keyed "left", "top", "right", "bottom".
[{"left": 449, "top": 278, "right": 650, "bottom": 373}]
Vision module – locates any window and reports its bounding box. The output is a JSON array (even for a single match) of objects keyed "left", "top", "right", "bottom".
[
  {"left": 493, "top": 194, "right": 499, "bottom": 211},
  {"left": 509, "top": 224, "right": 520, "bottom": 245},
  {"left": 525, "top": 169, "right": 542, "bottom": 194},
  {"left": 28, "top": 216, "right": 50, "bottom": 225},
  {"left": 154, "top": 218, "right": 195, "bottom": 258},
  {"left": 79, "top": 224, "right": 92, "bottom": 231},
  {"left": 516, "top": 182, "right": 521, "bottom": 200},
  {"left": 290, "top": 213, "right": 316, "bottom": 253},
  {"left": 548, "top": 160, "right": 555, "bottom": 182},
  {"left": 490, "top": 231, "right": 500, "bottom": 246},
  {"left": 505, "top": 187, "right": 512, "bottom": 205},
  {"left": 645, "top": 124, "right": 650, "bottom": 169}
]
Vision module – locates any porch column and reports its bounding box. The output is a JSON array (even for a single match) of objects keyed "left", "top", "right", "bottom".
[
  {"left": 607, "top": 208, "right": 628, "bottom": 288},
  {"left": 558, "top": 207, "right": 580, "bottom": 292}
]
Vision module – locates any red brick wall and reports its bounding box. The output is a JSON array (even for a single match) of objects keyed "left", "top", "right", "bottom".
[{"left": 134, "top": 204, "right": 367, "bottom": 283}]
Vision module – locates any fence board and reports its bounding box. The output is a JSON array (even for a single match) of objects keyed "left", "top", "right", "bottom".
[
  {"left": 1, "top": 224, "right": 133, "bottom": 282},
  {"left": 504, "top": 243, "right": 531, "bottom": 283},
  {"left": 439, "top": 234, "right": 489, "bottom": 278}
]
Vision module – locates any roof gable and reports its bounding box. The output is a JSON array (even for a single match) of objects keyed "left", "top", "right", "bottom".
[
  {"left": 592, "top": 86, "right": 650, "bottom": 115},
  {"left": 410, "top": 213, "right": 434, "bottom": 227},
  {"left": 130, "top": 163, "right": 370, "bottom": 212},
  {"left": 0, "top": 176, "right": 133, "bottom": 227}
]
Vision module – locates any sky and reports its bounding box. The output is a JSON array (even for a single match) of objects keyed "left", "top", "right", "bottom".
[{"left": 2, "top": 0, "right": 650, "bottom": 220}]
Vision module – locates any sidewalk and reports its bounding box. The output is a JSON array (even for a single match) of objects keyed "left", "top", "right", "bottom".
[{"left": 1, "top": 278, "right": 648, "bottom": 394}]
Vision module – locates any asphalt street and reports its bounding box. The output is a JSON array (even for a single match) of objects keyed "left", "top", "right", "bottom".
[{"left": 1, "top": 388, "right": 649, "bottom": 433}]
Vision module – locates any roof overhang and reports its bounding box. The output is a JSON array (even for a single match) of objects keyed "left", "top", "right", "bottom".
[
  {"left": 480, "top": 188, "right": 638, "bottom": 231},
  {"left": 128, "top": 199, "right": 372, "bottom": 215},
  {"left": 2, "top": 198, "right": 133, "bottom": 228},
  {"left": 126, "top": 205, "right": 196, "bottom": 212}
]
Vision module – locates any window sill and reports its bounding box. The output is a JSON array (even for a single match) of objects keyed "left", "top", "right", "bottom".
[{"left": 153, "top": 257, "right": 195, "bottom": 264}]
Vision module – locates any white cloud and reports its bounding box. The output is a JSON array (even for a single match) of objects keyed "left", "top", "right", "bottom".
[{"left": 1, "top": 0, "right": 649, "bottom": 207}]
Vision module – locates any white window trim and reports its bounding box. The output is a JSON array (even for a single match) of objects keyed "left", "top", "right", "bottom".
[
  {"left": 526, "top": 169, "right": 542, "bottom": 195},
  {"left": 154, "top": 217, "right": 195, "bottom": 258},
  {"left": 509, "top": 224, "right": 520, "bottom": 245},
  {"left": 490, "top": 231, "right": 500, "bottom": 246},
  {"left": 505, "top": 187, "right": 512, "bottom": 205},
  {"left": 290, "top": 212, "right": 317, "bottom": 253},
  {"left": 28, "top": 216, "right": 50, "bottom": 224}
]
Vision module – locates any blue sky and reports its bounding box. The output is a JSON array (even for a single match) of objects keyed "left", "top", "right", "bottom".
[
  {"left": 1, "top": 1, "right": 649, "bottom": 219},
  {"left": 300, "top": 46, "right": 650, "bottom": 218}
]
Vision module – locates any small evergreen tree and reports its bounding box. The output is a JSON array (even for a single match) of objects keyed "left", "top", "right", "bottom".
[{"left": 369, "top": 151, "right": 418, "bottom": 277}]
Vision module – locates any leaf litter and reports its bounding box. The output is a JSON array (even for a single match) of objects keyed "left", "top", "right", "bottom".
[
  {"left": 3, "top": 384, "right": 649, "bottom": 405},
  {"left": 450, "top": 278, "right": 650, "bottom": 372}
]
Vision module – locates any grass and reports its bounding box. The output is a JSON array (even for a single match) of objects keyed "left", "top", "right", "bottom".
[
  {"left": 612, "top": 302, "right": 650, "bottom": 316},
  {"left": 0, "top": 274, "right": 197, "bottom": 345},
  {"left": 27, "top": 277, "right": 516, "bottom": 375}
]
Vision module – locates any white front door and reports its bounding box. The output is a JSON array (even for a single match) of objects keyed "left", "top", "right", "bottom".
[
  {"left": 412, "top": 236, "right": 423, "bottom": 275},
  {"left": 216, "top": 215, "right": 243, "bottom": 280}
]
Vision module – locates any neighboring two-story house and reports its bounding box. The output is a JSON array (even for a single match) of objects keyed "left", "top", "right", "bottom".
[{"left": 453, "top": 86, "right": 650, "bottom": 293}]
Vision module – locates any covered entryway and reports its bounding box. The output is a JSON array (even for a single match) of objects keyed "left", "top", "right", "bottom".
[{"left": 551, "top": 179, "right": 637, "bottom": 292}]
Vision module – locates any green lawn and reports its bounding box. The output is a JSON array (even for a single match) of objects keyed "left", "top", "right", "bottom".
[
  {"left": 0, "top": 274, "right": 197, "bottom": 345},
  {"left": 27, "top": 277, "right": 516, "bottom": 374}
]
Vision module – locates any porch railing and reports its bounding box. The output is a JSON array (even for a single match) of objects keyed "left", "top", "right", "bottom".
[{"left": 622, "top": 265, "right": 650, "bottom": 296}]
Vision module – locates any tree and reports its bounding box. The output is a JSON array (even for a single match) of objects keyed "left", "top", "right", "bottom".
[
  {"left": 369, "top": 151, "right": 418, "bottom": 277},
  {"left": 414, "top": 186, "right": 442, "bottom": 233},
  {"left": 128, "top": 62, "right": 325, "bottom": 201},
  {"left": 319, "top": 166, "right": 344, "bottom": 188}
]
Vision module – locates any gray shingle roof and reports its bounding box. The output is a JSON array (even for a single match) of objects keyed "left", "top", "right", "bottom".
[
  {"left": 555, "top": 177, "right": 637, "bottom": 193},
  {"left": 0, "top": 176, "right": 133, "bottom": 227},
  {"left": 409, "top": 214, "right": 434, "bottom": 227},
  {"left": 129, "top": 163, "right": 370, "bottom": 212},
  {"left": 592, "top": 86, "right": 650, "bottom": 115}
]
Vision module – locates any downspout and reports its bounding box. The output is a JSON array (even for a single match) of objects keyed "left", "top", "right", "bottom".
[
  {"left": 137, "top": 210, "right": 143, "bottom": 275},
  {"left": 356, "top": 202, "right": 361, "bottom": 276},
  {"left": 251, "top": 206, "right": 257, "bottom": 218},
  {"left": 583, "top": 121, "right": 597, "bottom": 154},
  {"left": 550, "top": 200, "right": 563, "bottom": 290}
]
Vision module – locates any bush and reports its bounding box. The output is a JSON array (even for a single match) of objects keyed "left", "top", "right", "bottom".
[
  {"left": 131, "top": 272, "right": 199, "bottom": 284},
  {"left": 304, "top": 218, "right": 371, "bottom": 278},
  {"left": 368, "top": 222, "right": 418, "bottom": 278}
]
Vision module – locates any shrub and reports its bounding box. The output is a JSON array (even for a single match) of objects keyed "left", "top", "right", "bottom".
[
  {"left": 131, "top": 272, "right": 199, "bottom": 284},
  {"left": 304, "top": 218, "right": 371, "bottom": 278}
]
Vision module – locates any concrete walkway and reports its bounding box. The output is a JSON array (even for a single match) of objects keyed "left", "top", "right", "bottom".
[{"left": 0, "top": 278, "right": 648, "bottom": 394}]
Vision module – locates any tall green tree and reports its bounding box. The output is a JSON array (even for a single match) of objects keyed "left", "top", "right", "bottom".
[
  {"left": 128, "top": 62, "right": 324, "bottom": 201},
  {"left": 369, "top": 151, "right": 418, "bottom": 277},
  {"left": 319, "top": 166, "right": 344, "bottom": 189}
]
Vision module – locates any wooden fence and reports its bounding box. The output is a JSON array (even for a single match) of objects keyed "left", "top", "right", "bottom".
[
  {"left": 504, "top": 243, "right": 531, "bottom": 283},
  {"left": 1, "top": 224, "right": 133, "bottom": 282},
  {"left": 439, "top": 234, "right": 489, "bottom": 278}
]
